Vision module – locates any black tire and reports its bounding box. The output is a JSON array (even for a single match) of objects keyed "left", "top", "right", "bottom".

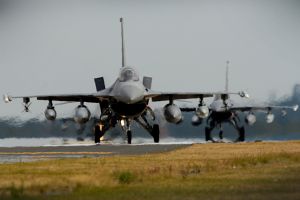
[
  {"left": 219, "top": 130, "right": 223, "bottom": 140},
  {"left": 127, "top": 130, "right": 132, "bottom": 144},
  {"left": 152, "top": 124, "right": 160, "bottom": 143},
  {"left": 94, "top": 125, "right": 101, "bottom": 143},
  {"left": 205, "top": 127, "right": 212, "bottom": 141},
  {"left": 238, "top": 127, "right": 245, "bottom": 142}
]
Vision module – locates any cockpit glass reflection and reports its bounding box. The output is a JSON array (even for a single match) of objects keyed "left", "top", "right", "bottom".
[{"left": 119, "top": 67, "right": 139, "bottom": 82}]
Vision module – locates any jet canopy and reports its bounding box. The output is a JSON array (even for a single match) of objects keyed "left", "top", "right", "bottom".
[{"left": 119, "top": 67, "right": 139, "bottom": 82}]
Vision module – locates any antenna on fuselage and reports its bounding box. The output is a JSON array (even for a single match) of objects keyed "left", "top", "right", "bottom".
[
  {"left": 120, "top": 17, "right": 126, "bottom": 67},
  {"left": 225, "top": 60, "right": 229, "bottom": 92}
]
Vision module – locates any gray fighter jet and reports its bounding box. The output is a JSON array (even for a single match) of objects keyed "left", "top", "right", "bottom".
[
  {"left": 181, "top": 61, "right": 298, "bottom": 142},
  {"left": 3, "top": 19, "right": 247, "bottom": 144}
]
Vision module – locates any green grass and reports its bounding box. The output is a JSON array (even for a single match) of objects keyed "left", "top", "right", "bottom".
[
  {"left": 0, "top": 141, "right": 300, "bottom": 199},
  {"left": 113, "top": 170, "right": 137, "bottom": 184}
]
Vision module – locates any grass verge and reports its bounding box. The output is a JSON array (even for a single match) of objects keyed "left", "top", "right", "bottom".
[{"left": 0, "top": 141, "right": 300, "bottom": 199}]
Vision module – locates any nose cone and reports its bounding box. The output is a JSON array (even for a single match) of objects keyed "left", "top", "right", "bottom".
[{"left": 118, "top": 84, "right": 144, "bottom": 104}]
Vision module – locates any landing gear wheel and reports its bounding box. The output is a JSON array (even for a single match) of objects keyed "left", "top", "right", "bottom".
[
  {"left": 239, "top": 127, "right": 245, "bottom": 142},
  {"left": 152, "top": 124, "right": 160, "bottom": 143},
  {"left": 219, "top": 130, "right": 223, "bottom": 140},
  {"left": 205, "top": 127, "right": 213, "bottom": 141},
  {"left": 235, "top": 127, "right": 245, "bottom": 142},
  {"left": 94, "top": 125, "right": 101, "bottom": 143},
  {"left": 127, "top": 130, "right": 132, "bottom": 144}
]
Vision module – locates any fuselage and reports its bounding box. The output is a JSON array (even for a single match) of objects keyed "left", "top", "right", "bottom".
[
  {"left": 210, "top": 111, "right": 234, "bottom": 123},
  {"left": 109, "top": 66, "right": 148, "bottom": 118},
  {"left": 209, "top": 96, "right": 235, "bottom": 123}
]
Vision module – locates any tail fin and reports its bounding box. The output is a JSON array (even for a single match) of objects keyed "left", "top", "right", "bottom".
[
  {"left": 225, "top": 60, "right": 229, "bottom": 92},
  {"left": 120, "top": 17, "right": 126, "bottom": 67}
]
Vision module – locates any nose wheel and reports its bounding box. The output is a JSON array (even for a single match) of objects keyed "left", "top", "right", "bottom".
[{"left": 120, "top": 119, "right": 133, "bottom": 144}]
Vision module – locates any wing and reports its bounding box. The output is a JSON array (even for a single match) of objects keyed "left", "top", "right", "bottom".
[
  {"left": 179, "top": 105, "right": 299, "bottom": 113},
  {"left": 3, "top": 90, "right": 111, "bottom": 103},
  {"left": 229, "top": 105, "right": 299, "bottom": 112},
  {"left": 146, "top": 90, "right": 248, "bottom": 102}
]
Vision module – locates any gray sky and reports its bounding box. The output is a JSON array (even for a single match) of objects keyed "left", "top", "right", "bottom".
[{"left": 0, "top": 0, "right": 300, "bottom": 118}]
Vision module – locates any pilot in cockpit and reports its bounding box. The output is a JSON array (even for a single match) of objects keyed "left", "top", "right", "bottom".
[{"left": 119, "top": 67, "right": 139, "bottom": 82}]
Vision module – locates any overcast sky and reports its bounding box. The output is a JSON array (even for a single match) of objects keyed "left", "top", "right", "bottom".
[{"left": 0, "top": 0, "right": 299, "bottom": 118}]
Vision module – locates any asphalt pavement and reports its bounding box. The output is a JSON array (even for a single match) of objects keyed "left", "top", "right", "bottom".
[{"left": 0, "top": 144, "right": 190, "bottom": 163}]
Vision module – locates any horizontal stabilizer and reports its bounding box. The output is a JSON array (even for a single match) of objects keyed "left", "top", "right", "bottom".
[
  {"left": 143, "top": 76, "right": 152, "bottom": 89},
  {"left": 94, "top": 77, "right": 105, "bottom": 92}
]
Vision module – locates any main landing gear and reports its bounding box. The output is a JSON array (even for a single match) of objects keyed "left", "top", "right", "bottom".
[
  {"left": 94, "top": 123, "right": 105, "bottom": 144},
  {"left": 205, "top": 120, "right": 245, "bottom": 142},
  {"left": 127, "top": 130, "right": 132, "bottom": 144},
  {"left": 135, "top": 111, "right": 160, "bottom": 144},
  {"left": 121, "top": 117, "right": 160, "bottom": 144},
  {"left": 152, "top": 124, "right": 160, "bottom": 143},
  {"left": 94, "top": 109, "right": 116, "bottom": 144},
  {"left": 94, "top": 106, "right": 160, "bottom": 144}
]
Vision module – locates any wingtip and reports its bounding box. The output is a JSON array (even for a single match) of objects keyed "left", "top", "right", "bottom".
[
  {"left": 3, "top": 94, "right": 12, "bottom": 103},
  {"left": 245, "top": 92, "right": 250, "bottom": 98},
  {"left": 293, "top": 105, "right": 299, "bottom": 111},
  {"left": 239, "top": 91, "right": 250, "bottom": 98}
]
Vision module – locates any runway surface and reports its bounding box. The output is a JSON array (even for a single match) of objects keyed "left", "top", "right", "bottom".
[{"left": 0, "top": 144, "right": 190, "bottom": 163}]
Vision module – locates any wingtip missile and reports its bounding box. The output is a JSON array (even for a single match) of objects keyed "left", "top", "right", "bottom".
[
  {"left": 293, "top": 105, "right": 299, "bottom": 112},
  {"left": 3, "top": 94, "right": 12, "bottom": 103},
  {"left": 239, "top": 91, "right": 250, "bottom": 98}
]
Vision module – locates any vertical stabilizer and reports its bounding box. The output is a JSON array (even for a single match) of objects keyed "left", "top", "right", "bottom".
[
  {"left": 225, "top": 60, "right": 229, "bottom": 92},
  {"left": 120, "top": 17, "right": 126, "bottom": 67}
]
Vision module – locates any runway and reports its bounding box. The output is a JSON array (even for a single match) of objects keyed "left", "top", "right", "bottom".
[{"left": 0, "top": 144, "right": 190, "bottom": 163}]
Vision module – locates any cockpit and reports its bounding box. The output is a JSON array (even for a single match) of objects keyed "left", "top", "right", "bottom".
[{"left": 119, "top": 67, "right": 139, "bottom": 82}]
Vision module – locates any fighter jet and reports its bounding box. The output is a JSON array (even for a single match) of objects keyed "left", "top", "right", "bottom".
[
  {"left": 3, "top": 19, "right": 247, "bottom": 144},
  {"left": 181, "top": 61, "right": 298, "bottom": 142}
]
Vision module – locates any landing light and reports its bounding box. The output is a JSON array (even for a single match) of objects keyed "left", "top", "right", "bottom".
[{"left": 120, "top": 119, "right": 125, "bottom": 127}]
